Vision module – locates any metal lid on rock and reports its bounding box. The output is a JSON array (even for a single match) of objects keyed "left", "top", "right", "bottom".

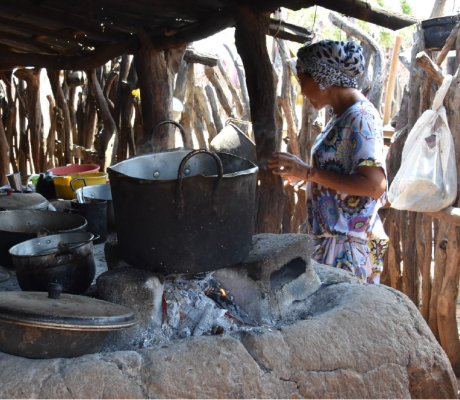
[
  {"left": 0, "top": 291, "right": 137, "bottom": 331},
  {"left": 0, "top": 192, "right": 49, "bottom": 210}
]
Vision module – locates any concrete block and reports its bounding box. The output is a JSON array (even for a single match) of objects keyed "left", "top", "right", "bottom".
[{"left": 213, "top": 234, "right": 320, "bottom": 324}]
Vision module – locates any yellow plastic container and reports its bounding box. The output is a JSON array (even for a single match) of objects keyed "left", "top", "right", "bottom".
[{"left": 53, "top": 172, "right": 108, "bottom": 200}]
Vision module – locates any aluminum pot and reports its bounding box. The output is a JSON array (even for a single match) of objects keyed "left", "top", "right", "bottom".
[
  {"left": 0, "top": 210, "right": 87, "bottom": 269},
  {"left": 75, "top": 183, "right": 115, "bottom": 229},
  {"left": 9, "top": 232, "right": 97, "bottom": 294},
  {"left": 108, "top": 148, "right": 258, "bottom": 274}
]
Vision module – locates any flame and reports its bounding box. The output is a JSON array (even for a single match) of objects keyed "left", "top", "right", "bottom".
[{"left": 220, "top": 288, "right": 227, "bottom": 297}]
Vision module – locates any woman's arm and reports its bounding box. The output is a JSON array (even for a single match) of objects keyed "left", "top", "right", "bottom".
[{"left": 268, "top": 152, "right": 386, "bottom": 199}]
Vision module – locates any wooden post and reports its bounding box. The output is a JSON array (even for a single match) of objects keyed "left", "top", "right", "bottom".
[
  {"left": 195, "top": 84, "right": 217, "bottom": 144},
  {"left": 14, "top": 68, "right": 42, "bottom": 172},
  {"left": 234, "top": 5, "right": 285, "bottom": 233},
  {"left": 383, "top": 36, "right": 402, "bottom": 126},
  {"left": 135, "top": 34, "right": 184, "bottom": 152},
  {"left": 47, "top": 69, "right": 73, "bottom": 165},
  {"left": 192, "top": 93, "right": 207, "bottom": 149},
  {"left": 0, "top": 113, "right": 9, "bottom": 185},
  {"left": 87, "top": 69, "right": 117, "bottom": 171},
  {"left": 3, "top": 72, "right": 18, "bottom": 174},
  {"left": 204, "top": 67, "right": 234, "bottom": 118},
  {"left": 179, "top": 63, "right": 195, "bottom": 149},
  {"left": 224, "top": 43, "right": 251, "bottom": 122},
  {"left": 217, "top": 57, "right": 244, "bottom": 118},
  {"left": 205, "top": 83, "right": 224, "bottom": 134}
]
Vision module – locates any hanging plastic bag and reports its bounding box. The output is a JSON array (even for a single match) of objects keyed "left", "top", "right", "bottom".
[{"left": 388, "top": 75, "right": 457, "bottom": 212}]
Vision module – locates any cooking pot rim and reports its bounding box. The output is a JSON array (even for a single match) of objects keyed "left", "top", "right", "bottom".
[
  {"left": 9, "top": 232, "right": 95, "bottom": 258},
  {"left": 108, "top": 148, "right": 259, "bottom": 182},
  {"left": 0, "top": 210, "right": 88, "bottom": 233}
]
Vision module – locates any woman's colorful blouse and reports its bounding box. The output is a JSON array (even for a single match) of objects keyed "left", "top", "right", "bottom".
[{"left": 307, "top": 100, "right": 389, "bottom": 283}]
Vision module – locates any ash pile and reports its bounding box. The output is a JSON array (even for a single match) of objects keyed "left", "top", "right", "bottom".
[{"left": 98, "top": 233, "right": 320, "bottom": 352}]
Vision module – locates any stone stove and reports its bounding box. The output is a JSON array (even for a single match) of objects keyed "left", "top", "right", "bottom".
[
  {"left": 97, "top": 233, "right": 320, "bottom": 351},
  {"left": 0, "top": 233, "right": 457, "bottom": 398}
]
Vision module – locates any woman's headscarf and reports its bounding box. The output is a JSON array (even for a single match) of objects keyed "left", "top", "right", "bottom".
[{"left": 296, "top": 40, "right": 365, "bottom": 91}]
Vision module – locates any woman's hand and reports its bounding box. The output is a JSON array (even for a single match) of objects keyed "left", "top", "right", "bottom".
[{"left": 268, "top": 152, "right": 312, "bottom": 188}]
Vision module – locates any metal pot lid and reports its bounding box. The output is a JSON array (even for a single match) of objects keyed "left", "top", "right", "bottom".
[
  {"left": 0, "top": 288, "right": 137, "bottom": 331},
  {"left": 0, "top": 192, "right": 49, "bottom": 210}
]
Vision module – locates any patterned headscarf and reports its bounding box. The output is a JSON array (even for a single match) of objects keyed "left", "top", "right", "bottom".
[{"left": 296, "top": 40, "right": 365, "bottom": 91}]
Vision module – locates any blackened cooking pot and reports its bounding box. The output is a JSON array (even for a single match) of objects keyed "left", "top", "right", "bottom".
[
  {"left": 9, "top": 232, "right": 97, "bottom": 294},
  {"left": 0, "top": 210, "right": 87, "bottom": 269},
  {"left": 108, "top": 148, "right": 258, "bottom": 273}
]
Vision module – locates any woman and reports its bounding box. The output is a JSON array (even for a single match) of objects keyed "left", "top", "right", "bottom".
[{"left": 268, "top": 40, "right": 388, "bottom": 284}]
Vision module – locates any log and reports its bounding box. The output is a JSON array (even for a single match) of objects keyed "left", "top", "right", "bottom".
[
  {"left": 183, "top": 49, "right": 218, "bottom": 67},
  {"left": 329, "top": 13, "right": 386, "bottom": 112},
  {"left": 17, "top": 81, "right": 28, "bottom": 175},
  {"left": 429, "top": 221, "right": 449, "bottom": 341},
  {"left": 426, "top": 207, "right": 460, "bottom": 227},
  {"left": 45, "top": 96, "right": 58, "bottom": 170},
  {"left": 268, "top": 0, "right": 418, "bottom": 31},
  {"left": 298, "top": 98, "right": 319, "bottom": 163},
  {"left": 268, "top": 18, "right": 314, "bottom": 44},
  {"left": 205, "top": 84, "right": 224, "bottom": 134},
  {"left": 217, "top": 57, "right": 244, "bottom": 118},
  {"left": 178, "top": 63, "right": 195, "bottom": 149},
  {"left": 416, "top": 52, "right": 444, "bottom": 86},
  {"left": 173, "top": 60, "right": 188, "bottom": 104},
  {"left": 402, "top": 211, "right": 417, "bottom": 303},
  {"left": 223, "top": 43, "right": 251, "bottom": 122},
  {"left": 192, "top": 93, "right": 207, "bottom": 149},
  {"left": 68, "top": 86, "right": 79, "bottom": 146},
  {"left": 388, "top": 209, "right": 403, "bottom": 291},
  {"left": 421, "top": 215, "right": 432, "bottom": 321},
  {"left": 430, "top": 0, "right": 448, "bottom": 18},
  {"left": 234, "top": 5, "right": 285, "bottom": 233},
  {"left": 118, "top": 61, "right": 137, "bottom": 161},
  {"left": 195, "top": 85, "right": 217, "bottom": 144},
  {"left": 204, "top": 67, "right": 234, "bottom": 118},
  {"left": 0, "top": 112, "right": 9, "bottom": 186},
  {"left": 438, "top": 225, "right": 460, "bottom": 374},
  {"left": 47, "top": 69, "right": 73, "bottom": 164},
  {"left": 4, "top": 72, "right": 18, "bottom": 173},
  {"left": 14, "top": 68, "right": 42, "bottom": 173},
  {"left": 436, "top": 22, "right": 460, "bottom": 67},
  {"left": 278, "top": 38, "right": 300, "bottom": 158},
  {"left": 383, "top": 36, "right": 402, "bottom": 126},
  {"left": 135, "top": 34, "right": 184, "bottom": 152},
  {"left": 87, "top": 69, "right": 117, "bottom": 171}
]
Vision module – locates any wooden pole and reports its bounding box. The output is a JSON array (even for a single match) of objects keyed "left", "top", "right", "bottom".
[
  {"left": 0, "top": 113, "right": 9, "bottom": 185},
  {"left": 233, "top": 5, "right": 285, "bottom": 233},
  {"left": 195, "top": 84, "right": 217, "bottom": 144},
  {"left": 383, "top": 36, "right": 402, "bottom": 126},
  {"left": 14, "top": 68, "right": 42, "bottom": 173},
  {"left": 178, "top": 63, "right": 194, "bottom": 149}
]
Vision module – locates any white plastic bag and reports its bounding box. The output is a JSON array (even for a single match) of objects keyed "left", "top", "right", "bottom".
[{"left": 388, "top": 75, "right": 457, "bottom": 212}]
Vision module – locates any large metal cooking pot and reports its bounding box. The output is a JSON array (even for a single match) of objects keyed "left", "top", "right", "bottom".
[
  {"left": 9, "top": 232, "right": 98, "bottom": 294},
  {"left": 108, "top": 148, "right": 258, "bottom": 274},
  {"left": 75, "top": 183, "right": 115, "bottom": 229},
  {"left": 0, "top": 210, "right": 87, "bottom": 269}
]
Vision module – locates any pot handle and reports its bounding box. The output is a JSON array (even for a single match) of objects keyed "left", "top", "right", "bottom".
[
  {"left": 175, "top": 149, "right": 223, "bottom": 220},
  {"left": 152, "top": 120, "right": 187, "bottom": 150},
  {"left": 70, "top": 177, "right": 87, "bottom": 192},
  {"left": 37, "top": 227, "right": 49, "bottom": 238}
]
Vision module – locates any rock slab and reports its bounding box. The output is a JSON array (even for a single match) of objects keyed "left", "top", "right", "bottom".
[{"left": 0, "top": 276, "right": 456, "bottom": 398}]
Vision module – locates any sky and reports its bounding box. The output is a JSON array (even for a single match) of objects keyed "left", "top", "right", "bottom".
[{"left": 406, "top": 0, "right": 457, "bottom": 18}]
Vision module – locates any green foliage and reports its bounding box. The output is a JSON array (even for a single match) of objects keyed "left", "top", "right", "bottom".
[{"left": 400, "top": 0, "right": 414, "bottom": 15}]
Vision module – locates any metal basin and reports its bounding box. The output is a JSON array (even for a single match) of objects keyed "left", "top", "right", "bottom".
[
  {"left": 0, "top": 210, "right": 87, "bottom": 269},
  {"left": 108, "top": 149, "right": 258, "bottom": 274}
]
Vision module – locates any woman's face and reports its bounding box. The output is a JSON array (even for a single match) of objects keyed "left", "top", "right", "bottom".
[{"left": 297, "top": 71, "right": 328, "bottom": 110}]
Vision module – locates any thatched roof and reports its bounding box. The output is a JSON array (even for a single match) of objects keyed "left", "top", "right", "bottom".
[{"left": 0, "top": 0, "right": 417, "bottom": 71}]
